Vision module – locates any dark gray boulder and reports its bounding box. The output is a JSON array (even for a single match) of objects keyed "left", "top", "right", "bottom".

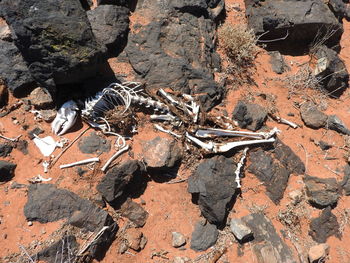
[
  {"left": 87, "top": 5, "right": 129, "bottom": 55},
  {"left": 188, "top": 155, "right": 237, "bottom": 224},
  {"left": 1, "top": 0, "right": 106, "bottom": 93},
  {"left": 304, "top": 175, "right": 340, "bottom": 208},
  {"left": 300, "top": 102, "right": 328, "bottom": 129},
  {"left": 314, "top": 45, "right": 349, "bottom": 97},
  {"left": 232, "top": 101, "right": 267, "bottom": 131},
  {"left": 24, "top": 184, "right": 114, "bottom": 232},
  {"left": 309, "top": 206, "right": 341, "bottom": 243},
  {"left": 0, "top": 143, "right": 13, "bottom": 157},
  {"left": 245, "top": 0, "right": 343, "bottom": 54},
  {"left": 248, "top": 139, "right": 305, "bottom": 204},
  {"left": 190, "top": 221, "right": 218, "bottom": 251},
  {"left": 242, "top": 213, "right": 297, "bottom": 263},
  {"left": 0, "top": 160, "right": 16, "bottom": 181},
  {"left": 97, "top": 160, "right": 142, "bottom": 203},
  {"left": 78, "top": 132, "right": 111, "bottom": 154},
  {"left": 120, "top": 198, "right": 148, "bottom": 227},
  {"left": 126, "top": 11, "right": 223, "bottom": 111},
  {"left": 0, "top": 40, "right": 35, "bottom": 96},
  {"left": 327, "top": 115, "right": 350, "bottom": 135}
]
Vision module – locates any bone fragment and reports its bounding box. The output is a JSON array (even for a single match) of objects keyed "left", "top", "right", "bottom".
[
  {"left": 33, "top": 136, "right": 57, "bottom": 157},
  {"left": 77, "top": 226, "right": 110, "bottom": 256},
  {"left": 150, "top": 114, "right": 177, "bottom": 122},
  {"left": 274, "top": 116, "right": 298, "bottom": 129},
  {"left": 234, "top": 147, "right": 248, "bottom": 188},
  {"left": 60, "top": 157, "right": 100, "bottom": 169},
  {"left": 213, "top": 137, "right": 275, "bottom": 153},
  {"left": 28, "top": 174, "right": 52, "bottom": 184},
  {"left": 43, "top": 161, "right": 50, "bottom": 173},
  {"left": 101, "top": 145, "right": 129, "bottom": 172},
  {"left": 195, "top": 128, "right": 264, "bottom": 139},
  {"left": 154, "top": 124, "right": 182, "bottom": 138},
  {"left": 185, "top": 133, "right": 214, "bottom": 151}
]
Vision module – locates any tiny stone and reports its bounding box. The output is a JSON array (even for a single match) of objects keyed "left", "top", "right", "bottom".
[
  {"left": 27, "top": 221, "right": 33, "bottom": 226},
  {"left": 118, "top": 242, "right": 128, "bottom": 254},
  {"left": 41, "top": 228, "right": 46, "bottom": 234},
  {"left": 3, "top": 234, "right": 7, "bottom": 239},
  {"left": 13, "top": 120, "right": 19, "bottom": 125},
  {"left": 288, "top": 190, "right": 303, "bottom": 205},
  {"left": 172, "top": 232, "right": 186, "bottom": 248},
  {"left": 308, "top": 243, "right": 330, "bottom": 263},
  {"left": 230, "top": 218, "right": 253, "bottom": 242}
]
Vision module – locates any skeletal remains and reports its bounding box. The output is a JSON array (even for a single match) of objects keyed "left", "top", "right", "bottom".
[{"left": 51, "top": 81, "right": 280, "bottom": 170}]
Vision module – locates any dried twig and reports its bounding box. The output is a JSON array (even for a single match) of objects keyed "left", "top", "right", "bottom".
[{"left": 50, "top": 127, "right": 90, "bottom": 168}]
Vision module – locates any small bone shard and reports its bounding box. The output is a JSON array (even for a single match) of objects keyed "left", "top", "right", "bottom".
[
  {"left": 60, "top": 157, "right": 100, "bottom": 169},
  {"left": 33, "top": 136, "right": 57, "bottom": 157}
]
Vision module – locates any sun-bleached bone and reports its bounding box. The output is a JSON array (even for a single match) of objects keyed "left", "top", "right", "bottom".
[
  {"left": 60, "top": 157, "right": 100, "bottom": 169},
  {"left": 186, "top": 132, "right": 214, "bottom": 151},
  {"left": 33, "top": 135, "right": 57, "bottom": 156},
  {"left": 51, "top": 100, "right": 78, "bottom": 136},
  {"left": 154, "top": 124, "right": 182, "bottom": 138},
  {"left": 150, "top": 114, "right": 177, "bottom": 122},
  {"left": 195, "top": 127, "right": 280, "bottom": 139},
  {"left": 101, "top": 145, "right": 129, "bottom": 172}
]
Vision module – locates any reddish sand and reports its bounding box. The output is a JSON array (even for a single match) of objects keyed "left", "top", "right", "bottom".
[{"left": 1, "top": 1, "right": 350, "bottom": 263}]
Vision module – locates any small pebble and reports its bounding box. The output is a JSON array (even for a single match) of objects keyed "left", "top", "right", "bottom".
[{"left": 27, "top": 221, "right": 33, "bottom": 226}]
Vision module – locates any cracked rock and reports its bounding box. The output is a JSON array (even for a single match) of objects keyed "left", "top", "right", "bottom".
[
  {"left": 308, "top": 243, "right": 330, "bottom": 263},
  {"left": 78, "top": 132, "right": 111, "bottom": 154},
  {"left": 29, "top": 87, "right": 53, "bottom": 109},
  {"left": 172, "top": 232, "right": 186, "bottom": 248}
]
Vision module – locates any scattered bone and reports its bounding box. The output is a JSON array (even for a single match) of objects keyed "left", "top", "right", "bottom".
[
  {"left": 33, "top": 136, "right": 57, "bottom": 156},
  {"left": 0, "top": 134, "right": 21, "bottom": 142},
  {"left": 42, "top": 161, "right": 49, "bottom": 173},
  {"left": 154, "top": 124, "right": 182, "bottom": 138},
  {"left": 186, "top": 133, "right": 214, "bottom": 152},
  {"left": 60, "top": 157, "right": 100, "bottom": 169},
  {"left": 51, "top": 100, "right": 78, "bottom": 136},
  {"left": 101, "top": 144, "right": 130, "bottom": 172},
  {"left": 28, "top": 174, "right": 52, "bottom": 184},
  {"left": 213, "top": 137, "right": 275, "bottom": 153},
  {"left": 195, "top": 127, "right": 280, "bottom": 139},
  {"left": 234, "top": 147, "right": 249, "bottom": 188},
  {"left": 272, "top": 115, "right": 298, "bottom": 129},
  {"left": 150, "top": 114, "right": 177, "bottom": 122}
]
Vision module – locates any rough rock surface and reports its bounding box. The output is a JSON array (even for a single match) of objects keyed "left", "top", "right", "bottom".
[
  {"left": 269, "top": 51, "right": 289, "bottom": 74},
  {"left": 29, "top": 87, "right": 53, "bottom": 109},
  {"left": 97, "top": 160, "right": 142, "bottom": 203},
  {"left": 188, "top": 155, "right": 237, "bottom": 224},
  {"left": 309, "top": 206, "right": 341, "bottom": 243},
  {"left": 36, "top": 236, "right": 78, "bottom": 263},
  {"left": 124, "top": 228, "right": 147, "bottom": 251},
  {"left": 87, "top": 5, "right": 129, "bottom": 54},
  {"left": 1, "top": 0, "right": 106, "bottom": 93},
  {"left": 172, "top": 231, "right": 186, "bottom": 248},
  {"left": 327, "top": 114, "right": 350, "bottom": 135},
  {"left": 0, "top": 160, "right": 16, "bottom": 181},
  {"left": 24, "top": 184, "right": 114, "bottom": 232},
  {"left": 0, "top": 143, "right": 13, "bottom": 157},
  {"left": 0, "top": 40, "right": 35, "bottom": 96},
  {"left": 248, "top": 139, "right": 305, "bottom": 204},
  {"left": 245, "top": 0, "right": 343, "bottom": 53},
  {"left": 314, "top": 45, "right": 349, "bottom": 96},
  {"left": 120, "top": 198, "right": 148, "bottom": 227},
  {"left": 242, "top": 213, "right": 297, "bottom": 263},
  {"left": 232, "top": 101, "right": 267, "bottom": 131},
  {"left": 230, "top": 218, "right": 253, "bottom": 242},
  {"left": 300, "top": 102, "right": 328, "bottom": 129},
  {"left": 304, "top": 175, "right": 340, "bottom": 208},
  {"left": 78, "top": 132, "right": 111, "bottom": 154},
  {"left": 341, "top": 164, "right": 350, "bottom": 195},
  {"left": 308, "top": 243, "right": 330, "bottom": 263},
  {"left": 126, "top": 4, "right": 223, "bottom": 110},
  {"left": 329, "top": 0, "right": 350, "bottom": 21},
  {"left": 0, "top": 80, "right": 9, "bottom": 107},
  {"left": 141, "top": 136, "right": 182, "bottom": 170},
  {"left": 190, "top": 221, "right": 218, "bottom": 251}
]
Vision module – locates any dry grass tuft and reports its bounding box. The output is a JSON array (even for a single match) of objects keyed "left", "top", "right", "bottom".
[{"left": 218, "top": 24, "right": 259, "bottom": 70}]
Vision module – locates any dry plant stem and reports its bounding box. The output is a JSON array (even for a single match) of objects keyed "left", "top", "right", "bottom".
[
  {"left": 0, "top": 134, "right": 22, "bottom": 142},
  {"left": 77, "top": 226, "right": 110, "bottom": 256},
  {"left": 60, "top": 157, "right": 100, "bottom": 169},
  {"left": 101, "top": 144, "right": 130, "bottom": 172},
  {"left": 235, "top": 147, "right": 249, "bottom": 188},
  {"left": 18, "top": 243, "right": 35, "bottom": 263},
  {"left": 50, "top": 127, "right": 90, "bottom": 168},
  {"left": 297, "top": 143, "right": 308, "bottom": 174}
]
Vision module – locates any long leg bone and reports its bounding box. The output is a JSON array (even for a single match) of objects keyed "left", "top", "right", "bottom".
[
  {"left": 234, "top": 147, "right": 248, "bottom": 188},
  {"left": 101, "top": 145, "right": 129, "bottom": 172},
  {"left": 185, "top": 133, "right": 214, "bottom": 151},
  {"left": 195, "top": 127, "right": 280, "bottom": 139},
  {"left": 213, "top": 137, "right": 275, "bottom": 153},
  {"left": 60, "top": 157, "right": 100, "bottom": 169},
  {"left": 154, "top": 124, "right": 182, "bottom": 138},
  {"left": 0, "top": 134, "right": 21, "bottom": 142}
]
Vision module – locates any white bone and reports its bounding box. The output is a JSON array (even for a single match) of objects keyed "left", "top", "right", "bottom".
[
  {"left": 33, "top": 136, "right": 57, "bottom": 156},
  {"left": 28, "top": 174, "right": 52, "bottom": 184},
  {"left": 101, "top": 145, "right": 129, "bottom": 172},
  {"left": 274, "top": 116, "right": 298, "bottom": 129},
  {"left": 77, "top": 226, "right": 110, "bottom": 256},
  {"left": 51, "top": 100, "right": 78, "bottom": 136},
  {"left": 213, "top": 137, "right": 275, "bottom": 153},
  {"left": 150, "top": 114, "right": 177, "bottom": 122},
  {"left": 185, "top": 132, "right": 214, "bottom": 151},
  {"left": 154, "top": 124, "right": 182, "bottom": 138},
  {"left": 195, "top": 127, "right": 280, "bottom": 140},
  {"left": 60, "top": 157, "right": 100, "bottom": 169},
  {"left": 234, "top": 147, "right": 248, "bottom": 188},
  {"left": 43, "top": 161, "right": 50, "bottom": 173}
]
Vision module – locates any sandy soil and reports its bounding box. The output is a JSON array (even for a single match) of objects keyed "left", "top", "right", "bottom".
[{"left": 1, "top": 1, "right": 350, "bottom": 263}]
